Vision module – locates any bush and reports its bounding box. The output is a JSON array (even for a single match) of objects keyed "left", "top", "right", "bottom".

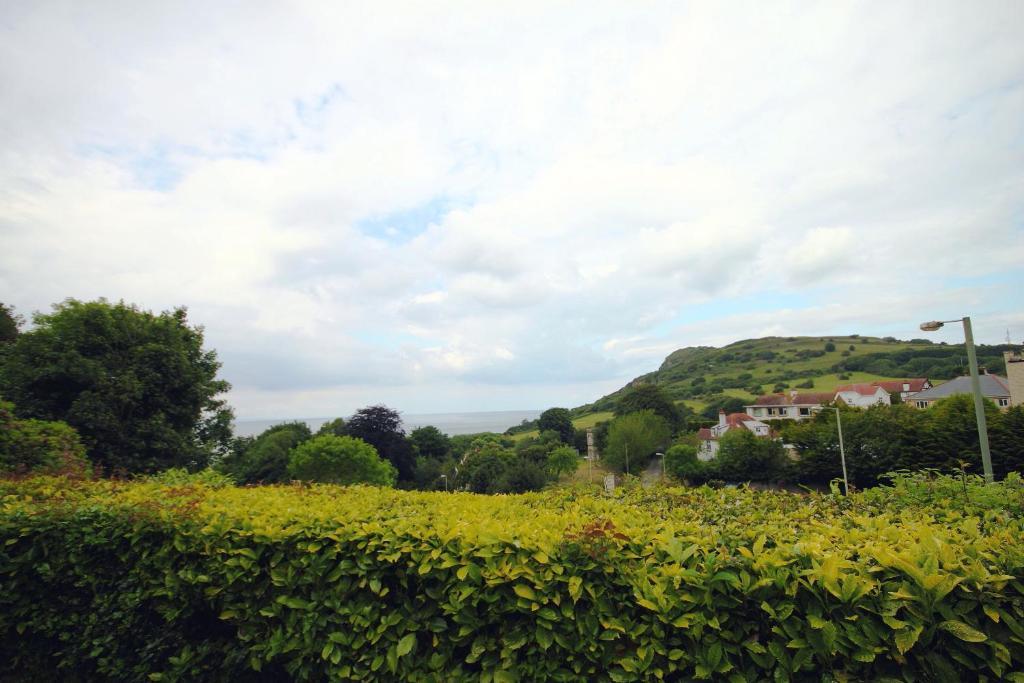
[
  {"left": 2, "top": 478, "right": 1023, "bottom": 680},
  {"left": 145, "top": 467, "right": 234, "bottom": 488},
  {"left": 546, "top": 445, "right": 580, "bottom": 478},
  {"left": 0, "top": 399, "right": 89, "bottom": 476},
  {"left": 288, "top": 435, "right": 396, "bottom": 487}
]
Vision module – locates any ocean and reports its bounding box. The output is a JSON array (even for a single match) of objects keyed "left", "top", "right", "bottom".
[{"left": 233, "top": 410, "right": 542, "bottom": 438}]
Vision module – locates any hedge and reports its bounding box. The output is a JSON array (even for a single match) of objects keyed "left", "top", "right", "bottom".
[{"left": 1, "top": 475, "right": 1023, "bottom": 681}]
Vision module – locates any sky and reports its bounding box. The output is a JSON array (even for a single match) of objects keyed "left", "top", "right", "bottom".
[{"left": 1, "top": 1, "right": 1023, "bottom": 419}]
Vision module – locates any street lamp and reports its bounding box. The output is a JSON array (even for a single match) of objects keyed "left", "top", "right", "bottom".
[
  {"left": 440, "top": 474, "right": 448, "bottom": 492},
  {"left": 813, "top": 406, "right": 848, "bottom": 495},
  {"left": 919, "top": 316, "right": 993, "bottom": 483}
]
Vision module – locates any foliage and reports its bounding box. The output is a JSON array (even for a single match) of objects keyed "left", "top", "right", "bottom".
[
  {"left": 2, "top": 476, "right": 1024, "bottom": 680},
  {"left": 663, "top": 444, "right": 703, "bottom": 481},
  {"left": 409, "top": 425, "right": 451, "bottom": 461},
  {"left": 146, "top": 467, "right": 235, "bottom": 488},
  {"left": 713, "top": 429, "right": 789, "bottom": 483},
  {"left": 546, "top": 445, "right": 580, "bottom": 478},
  {"left": 700, "top": 396, "right": 748, "bottom": 421},
  {"left": 0, "top": 303, "right": 22, "bottom": 343},
  {"left": 603, "top": 410, "right": 670, "bottom": 473},
  {"left": 537, "top": 408, "right": 575, "bottom": 444},
  {"left": 615, "top": 384, "right": 688, "bottom": 432},
  {"left": 288, "top": 435, "right": 396, "bottom": 487},
  {"left": 217, "top": 422, "right": 311, "bottom": 485},
  {"left": 315, "top": 418, "right": 346, "bottom": 437},
  {"left": 345, "top": 405, "right": 415, "bottom": 483},
  {"left": 0, "top": 399, "right": 89, "bottom": 476},
  {"left": 0, "top": 299, "right": 232, "bottom": 474}
]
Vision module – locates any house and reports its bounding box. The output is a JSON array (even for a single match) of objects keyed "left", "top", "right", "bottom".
[
  {"left": 745, "top": 391, "right": 836, "bottom": 421},
  {"left": 698, "top": 410, "right": 770, "bottom": 461},
  {"left": 834, "top": 383, "right": 891, "bottom": 408},
  {"left": 907, "top": 374, "right": 1012, "bottom": 410},
  {"left": 872, "top": 378, "right": 932, "bottom": 402}
]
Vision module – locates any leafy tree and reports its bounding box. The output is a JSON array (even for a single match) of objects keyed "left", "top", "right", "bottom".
[
  {"left": 515, "top": 430, "right": 562, "bottom": 465},
  {"left": 824, "top": 342, "right": 836, "bottom": 352},
  {"left": 0, "top": 303, "right": 22, "bottom": 344},
  {"left": 603, "top": 410, "right": 670, "bottom": 474},
  {"left": 615, "top": 384, "right": 687, "bottom": 431},
  {"left": 498, "top": 458, "right": 549, "bottom": 493},
  {"left": 0, "top": 399, "right": 89, "bottom": 475},
  {"left": 345, "top": 405, "right": 415, "bottom": 483},
  {"left": 456, "top": 441, "right": 515, "bottom": 493},
  {"left": 664, "top": 444, "right": 703, "bottom": 481},
  {"left": 409, "top": 425, "right": 451, "bottom": 461},
  {"left": 288, "top": 435, "right": 396, "bottom": 486},
  {"left": 700, "top": 396, "right": 748, "bottom": 421},
  {"left": 537, "top": 408, "right": 574, "bottom": 444},
  {"left": 714, "top": 429, "right": 788, "bottom": 482},
  {"left": 219, "top": 422, "right": 310, "bottom": 484},
  {"left": 316, "top": 418, "right": 346, "bottom": 437},
  {"left": 0, "top": 299, "right": 233, "bottom": 474},
  {"left": 546, "top": 445, "right": 580, "bottom": 478}
]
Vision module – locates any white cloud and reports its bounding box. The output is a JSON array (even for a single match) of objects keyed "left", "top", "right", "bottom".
[{"left": 1, "top": 1, "right": 1022, "bottom": 417}]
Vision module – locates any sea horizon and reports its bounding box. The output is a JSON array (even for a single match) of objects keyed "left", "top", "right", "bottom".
[{"left": 233, "top": 409, "right": 543, "bottom": 438}]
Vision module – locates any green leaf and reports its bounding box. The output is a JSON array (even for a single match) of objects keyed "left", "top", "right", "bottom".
[
  {"left": 513, "top": 584, "right": 536, "bottom": 601},
  {"left": 894, "top": 626, "right": 922, "bottom": 654},
  {"left": 938, "top": 620, "right": 987, "bottom": 643},
  {"left": 397, "top": 633, "right": 416, "bottom": 657}
]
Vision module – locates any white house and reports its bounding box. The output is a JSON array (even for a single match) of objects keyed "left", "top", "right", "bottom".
[
  {"left": 872, "top": 378, "right": 932, "bottom": 401},
  {"left": 834, "top": 383, "right": 891, "bottom": 408},
  {"left": 697, "top": 410, "right": 771, "bottom": 461},
  {"left": 745, "top": 391, "right": 836, "bottom": 421}
]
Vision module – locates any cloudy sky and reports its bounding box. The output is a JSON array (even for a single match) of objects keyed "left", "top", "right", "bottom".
[{"left": 2, "top": 2, "right": 1022, "bottom": 418}]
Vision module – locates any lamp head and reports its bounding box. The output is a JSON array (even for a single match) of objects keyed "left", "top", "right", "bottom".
[{"left": 919, "top": 321, "right": 944, "bottom": 332}]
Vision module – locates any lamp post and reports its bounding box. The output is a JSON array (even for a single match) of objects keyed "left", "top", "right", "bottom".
[
  {"left": 919, "top": 316, "right": 993, "bottom": 483},
  {"left": 440, "top": 474, "right": 448, "bottom": 492},
  {"left": 813, "top": 406, "right": 848, "bottom": 495}
]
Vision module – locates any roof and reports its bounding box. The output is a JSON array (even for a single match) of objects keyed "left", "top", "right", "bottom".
[
  {"left": 873, "top": 379, "right": 929, "bottom": 393},
  {"left": 697, "top": 427, "right": 713, "bottom": 440},
  {"left": 909, "top": 375, "right": 1010, "bottom": 401},
  {"left": 791, "top": 392, "right": 835, "bottom": 405},
  {"left": 835, "top": 383, "right": 886, "bottom": 396},
  {"left": 724, "top": 412, "right": 757, "bottom": 427},
  {"left": 749, "top": 394, "right": 790, "bottom": 406}
]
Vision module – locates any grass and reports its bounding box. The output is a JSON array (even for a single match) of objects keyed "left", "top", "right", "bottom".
[{"left": 511, "top": 411, "right": 615, "bottom": 442}]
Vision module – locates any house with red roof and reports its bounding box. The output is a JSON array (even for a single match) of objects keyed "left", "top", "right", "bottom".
[
  {"left": 834, "top": 383, "right": 891, "bottom": 408},
  {"left": 698, "top": 410, "right": 771, "bottom": 460},
  {"left": 872, "top": 378, "right": 932, "bottom": 401}
]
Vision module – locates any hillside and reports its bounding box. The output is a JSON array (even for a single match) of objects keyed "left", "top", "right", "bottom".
[{"left": 574, "top": 334, "right": 1014, "bottom": 420}]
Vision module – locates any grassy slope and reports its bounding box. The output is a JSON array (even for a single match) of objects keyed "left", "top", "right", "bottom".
[
  {"left": 511, "top": 411, "right": 614, "bottom": 442},
  {"left": 576, "top": 335, "right": 953, "bottom": 417}
]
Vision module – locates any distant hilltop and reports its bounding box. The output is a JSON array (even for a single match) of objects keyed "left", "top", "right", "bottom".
[{"left": 574, "top": 335, "right": 1016, "bottom": 418}]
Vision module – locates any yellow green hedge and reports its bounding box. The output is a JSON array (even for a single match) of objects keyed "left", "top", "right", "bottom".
[{"left": 1, "top": 476, "right": 1023, "bottom": 681}]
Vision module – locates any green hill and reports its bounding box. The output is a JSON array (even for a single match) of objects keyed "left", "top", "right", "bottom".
[{"left": 573, "top": 334, "right": 1014, "bottom": 420}]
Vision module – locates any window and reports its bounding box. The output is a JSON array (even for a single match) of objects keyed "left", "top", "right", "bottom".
[
  {"left": 916, "top": 401, "right": 928, "bottom": 409},
  {"left": 998, "top": 398, "right": 1009, "bottom": 407},
  {"left": 799, "top": 408, "right": 810, "bottom": 416}
]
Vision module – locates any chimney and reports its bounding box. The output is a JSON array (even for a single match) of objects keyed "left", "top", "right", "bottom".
[{"left": 718, "top": 409, "right": 727, "bottom": 426}]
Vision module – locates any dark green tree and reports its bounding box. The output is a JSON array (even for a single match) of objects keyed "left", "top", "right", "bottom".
[
  {"left": 315, "top": 418, "right": 346, "bottom": 437},
  {"left": 345, "top": 405, "right": 415, "bottom": 482},
  {"left": 616, "top": 384, "right": 688, "bottom": 431},
  {"left": 409, "top": 425, "right": 451, "bottom": 461},
  {"left": 0, "top": 303, "right": 22, "bottom": 344},
  {"left": 664, "top": 444, "right": 704, "bottom": 482},
  {"left": 714, "top": 429, "right": 788, "bottom": 482},
  {"left": 700, "top": 396, "right": 748, "bottom": 421},
  {"left": 218, "top": 422, "right": 311, "bottom": 484},
  {"left": 0, "top": 299, "right": 233, "bottom": 474},
  {"left": 537, "top": 408, "right": 574, "bottom": 444},
  {"left": 0, "top": 399, "right": 89, "bottom": 475},
  {"left": 546, "top": 445, "right": 580, "bottom": 478}
]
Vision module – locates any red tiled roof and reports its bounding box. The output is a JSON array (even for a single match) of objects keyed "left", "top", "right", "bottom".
[
  {"left": 873, "top": 379, "right": 929, "bottom": 393},
  {"left": 725, "top": 412, "right": 757, "bottom": 427},
  {"left": 835, "top": 383, "right": 884, "bottom": 396},
  {"left": 750, "top": 394, "right": 790, "bottom": 406},
  {"left": 697, "top": 428, "right": 713, "bottom": 440},
  {"left": 791, "top": 392, "right": 835, "bottom": 405}
]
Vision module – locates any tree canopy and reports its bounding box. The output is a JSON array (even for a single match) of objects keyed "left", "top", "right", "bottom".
[
  {"left": 0, "top": 299, "right": 233, "bottom": 474},
  {"left": 603, "top": 410, "right": 670, "bottom": 473},
  {"left": 0, "top": 303, "right": 22, "bottom": 344},
  {"left": 218, "top": 422, "right": 311, "bottom": 484},
  {"left": 288, "top": 435, "right": 396, "bottom": 486},
  {"left": 345, "top": 405, "right": 415, "bottom": 482},
  {"left": 615, "top": 384, "right": 688, "bottom": 431},
  {"left": 537, "top": 408, "right": 574, "bottom": 444}
]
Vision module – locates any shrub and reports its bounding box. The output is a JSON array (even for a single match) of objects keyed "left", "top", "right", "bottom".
[
  {"left": 546, "top": 445, "right": 580, "bottom": 478},
  {"left": 288, "top": 435, "right": 396, "bottom": 487},
  {"left": 1, "top": 478, "right": 1023, "bottom": 680},
  {"left": 0, "top": 399, "right": 89, "bottom": 476}
]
